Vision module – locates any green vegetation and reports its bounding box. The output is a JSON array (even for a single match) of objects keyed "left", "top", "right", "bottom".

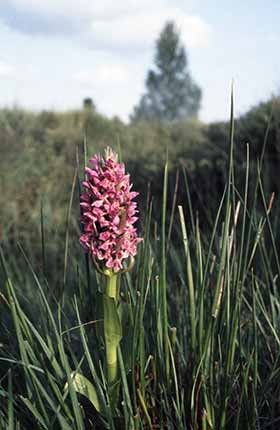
[{"left": 1, "top": 95, "right": 280, "bottom": 428}]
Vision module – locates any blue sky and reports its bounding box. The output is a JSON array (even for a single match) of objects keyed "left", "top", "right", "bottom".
[{"left": 0, "top": 0, "right": 279, "bottom": 123}]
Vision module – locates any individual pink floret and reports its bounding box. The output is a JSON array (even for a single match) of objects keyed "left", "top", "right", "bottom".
[{"left": 80, "top": 147, "right": 142, "bottom": 272}]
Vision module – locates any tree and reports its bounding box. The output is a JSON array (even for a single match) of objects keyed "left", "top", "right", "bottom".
[
  {"left": 83, "top": 97, "right": 96, "bottom": 112},
  {"left": 131, "top": 21, "right": 202, "bottom": 123}
]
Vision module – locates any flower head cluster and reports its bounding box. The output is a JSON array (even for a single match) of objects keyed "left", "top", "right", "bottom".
[{"left": 80, "top": 148, "right": 141, "bottom": 272}]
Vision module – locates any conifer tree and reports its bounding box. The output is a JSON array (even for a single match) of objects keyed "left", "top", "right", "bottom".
[{"left": 131, "top": 21, "right": 202, "bottom": 122}]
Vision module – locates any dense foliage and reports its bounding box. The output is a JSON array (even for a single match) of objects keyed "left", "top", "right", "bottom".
[{"left": 1, "top": 96, "right": 279, "bottom": 252}]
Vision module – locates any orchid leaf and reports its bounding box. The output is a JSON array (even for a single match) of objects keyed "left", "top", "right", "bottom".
[{"left": 68, "top": 372, "right": 104, "bottom": 415}]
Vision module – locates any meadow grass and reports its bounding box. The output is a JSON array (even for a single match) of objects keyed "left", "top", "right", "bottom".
[{"left": 1, "top": 99, "right": 280, "bottom": 429}]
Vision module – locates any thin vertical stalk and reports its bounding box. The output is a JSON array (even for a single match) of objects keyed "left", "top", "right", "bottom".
[
  {"left": 161, "top": 161, "right": 170, "bottom": 383},
  {"left": 178, "top": 205, "right": 196, "bottom": 354},
  {"left": 40, "top": 200, "right": 46, "bottom": 281},
  {"left": 63, "top": 168, "right": 78, "bottom": 298}
]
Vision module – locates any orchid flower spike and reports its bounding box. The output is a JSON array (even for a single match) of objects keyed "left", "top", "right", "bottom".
[{"left": 80, "top": 147, "right": 142, "bottom": 273}]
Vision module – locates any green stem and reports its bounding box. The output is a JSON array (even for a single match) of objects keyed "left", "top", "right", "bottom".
[
  {"left": 107, "top": 346, "right": 118, "bottom": 385},
  {"left": 106, "top": 273, "right": 118, "bottom": 300},
  {"left": 104, "top": 273, "right": 119, "bottom": 386}
]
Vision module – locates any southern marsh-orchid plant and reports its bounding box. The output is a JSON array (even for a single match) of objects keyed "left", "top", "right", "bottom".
[{"left": 79, "top": 147, "right": 141, "bottom": 400}]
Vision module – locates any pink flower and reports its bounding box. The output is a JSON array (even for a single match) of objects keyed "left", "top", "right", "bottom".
[{"left": 80, "top": 147, "right": 142, "bottom": 272}]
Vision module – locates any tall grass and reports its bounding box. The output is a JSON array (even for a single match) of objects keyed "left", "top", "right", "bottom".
[{"left": 1, "top": 101, "right": 280, "bottom": 429}]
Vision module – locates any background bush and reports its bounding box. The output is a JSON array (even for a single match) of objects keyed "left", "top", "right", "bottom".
[{"left": 1, "top": 97, "right": 279, "bottom": 245}]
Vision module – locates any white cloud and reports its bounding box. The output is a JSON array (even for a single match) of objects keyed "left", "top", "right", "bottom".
[
  {"left": 0, "top": 61, "right": 14, "bottom": 78},
  {"left": 0, "top": 1, "right": 210, "bottom": 50},
  {"left": 180, "top": 15, "right": 210, "bottom": 48},
  {"left": 74, "top": 64, "right": 129, "bottom": 87},
  {"left": 85, "top": 9, "right": 210, "bottom": 53},
  {"left": 2, "top": 0, "right": 163, "bottom": 21}
]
